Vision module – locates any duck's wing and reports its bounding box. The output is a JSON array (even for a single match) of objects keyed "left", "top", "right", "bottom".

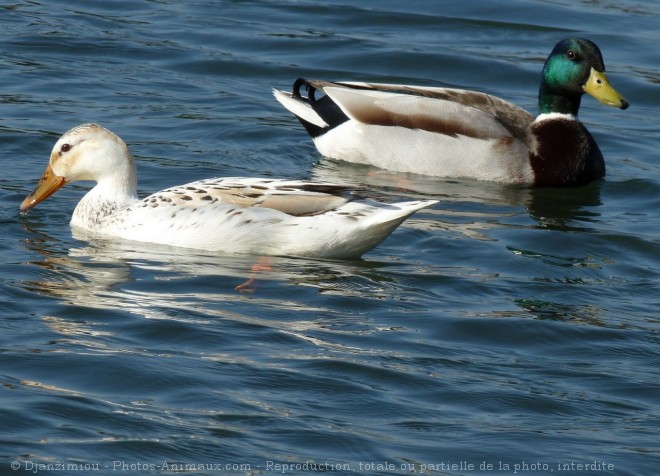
[
  {"left": 304, "top": 80, "right": 534, "bottom": 143},
  {"left": 144, "top": 177, "right": 351, "bottom": 217}
]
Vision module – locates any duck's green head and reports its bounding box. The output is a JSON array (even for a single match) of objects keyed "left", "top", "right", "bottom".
[{"left": 539, "top": 38, "right": 629, "bottom": 115}]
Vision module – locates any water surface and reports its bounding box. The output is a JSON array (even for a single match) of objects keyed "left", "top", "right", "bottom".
[{"left": 1, "top": 1, "right": 659, "bottom": 475}]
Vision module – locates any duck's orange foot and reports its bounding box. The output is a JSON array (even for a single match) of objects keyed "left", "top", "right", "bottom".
[
  {"left": 234, "top": 257, "right": 273, "bottom": 293},
  {"left": 235, "top": 278, "right": 257, "bottom": 293}
]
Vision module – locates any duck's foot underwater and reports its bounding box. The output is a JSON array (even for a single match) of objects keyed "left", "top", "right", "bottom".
[{"left": 235, "top": 257, "right": 273, "bottom": 293}]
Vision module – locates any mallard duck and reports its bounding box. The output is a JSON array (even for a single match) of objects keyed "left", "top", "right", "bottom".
[
  {"left": 19, "top": 124, "right": 436, "bottom": 258},
  {"left": 273, "top": 38, "right": 629, "bottom": 187}
]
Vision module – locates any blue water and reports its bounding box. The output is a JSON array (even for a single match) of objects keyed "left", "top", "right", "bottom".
[{"left": 1, "top": 1, "right": 659, "bottom": 475}]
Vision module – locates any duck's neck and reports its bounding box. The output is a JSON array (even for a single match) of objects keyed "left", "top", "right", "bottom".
[
  {"left": 538, "top": 84, "right": 582, "bottom": 116},
  {"left": 71, "top": 170, "right": 139, "bottom": 231}
]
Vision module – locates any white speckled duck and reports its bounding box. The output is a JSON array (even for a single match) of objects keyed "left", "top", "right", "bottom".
[
  {"left": 20, "top": 124, "right": 436, "bottom": 258},
  {"left": 273, "top": 38, "right": 629, "bottom": 187}
]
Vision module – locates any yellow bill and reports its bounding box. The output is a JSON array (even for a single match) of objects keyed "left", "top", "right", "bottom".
[
  {"left": 20, "top": 164, "right": 67, "bottom": 212},
  {"left": 583, "top": 67, "right": 629, "bottom": 109}
]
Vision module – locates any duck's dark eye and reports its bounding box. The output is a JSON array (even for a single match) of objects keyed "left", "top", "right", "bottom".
[
  {"left": 60, "top": 143, "right": 72, "bottom": 153},
  {"left": 567, "top": 50, "right": 576, "bottom": 60}
]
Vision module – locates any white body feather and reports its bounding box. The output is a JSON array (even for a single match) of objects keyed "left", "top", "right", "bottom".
[
  {"left": 73, "top": 177, "right": 435, "bottom": 258},
  {"left": 313, "top": 121, "right": 533, "bottom": 182}
]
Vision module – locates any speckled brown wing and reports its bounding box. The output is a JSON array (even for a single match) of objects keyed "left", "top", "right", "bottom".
[{"left": 149, "top": 178, "right": 351, "bottom": 217}]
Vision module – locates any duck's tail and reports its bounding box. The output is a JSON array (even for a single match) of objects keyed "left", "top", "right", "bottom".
[
  {"left": 272, "top": 89, "right": 327, "bottom": 128},
  {"left": 273, "top": 78, "right": 349, "bottom": 138},
  {"left": 296, "top": 199, "right": 438, "bottom": 259}
]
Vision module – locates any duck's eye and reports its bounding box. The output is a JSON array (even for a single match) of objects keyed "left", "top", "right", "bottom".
[
  {"left": 567, "top": 50, "right": 576, "bottom": 60},
  {"left": 60, "top": 143, "right": 72, "bottom": 153}
]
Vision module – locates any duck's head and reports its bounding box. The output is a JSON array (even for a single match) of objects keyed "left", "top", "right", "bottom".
[
  {"left": 539, "top": 38, "right": 629, "bottom": 115},
  {"left": 20, "top": 123, "right": 137, "bottom": 212}
]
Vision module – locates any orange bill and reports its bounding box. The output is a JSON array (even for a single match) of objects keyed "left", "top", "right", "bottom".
[{"left": 20, "top": 164, "right": 67, "bottom": 212}]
